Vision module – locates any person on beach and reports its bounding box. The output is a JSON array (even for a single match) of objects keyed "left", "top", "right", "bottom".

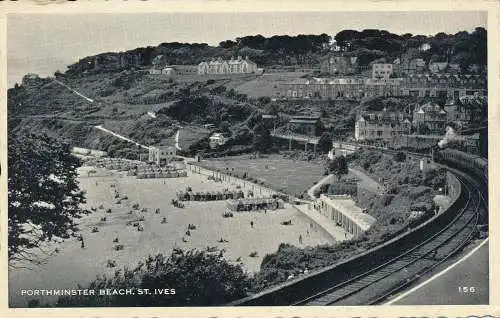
[
  {"left": 299, "top": 234, "right": 303, "bottom": 244},
  {"left": 250, "top": 220, "right": 254, "bottom": 228}
]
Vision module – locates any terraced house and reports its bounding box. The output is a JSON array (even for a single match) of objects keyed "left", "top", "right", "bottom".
[
  {"left": 197, "top": 56, "right": 258, "bottom": 75},
  {"left": 281, "top": 73, "right": 486, "bottom": 101},
  {"left": 354, "top": 108, "right": 412, "bottom": 146},
  {"left": 401, "top": 73, "right": 486, "bottom": 99},
  {"left": 319, "top": 54, "right": 359, "bottom": 75},
  {"left": 412, "top": 102, "right": 448, "bottom": 134},
  {"left": 282, "top": 77, "right": 403, "bottom": 100}
]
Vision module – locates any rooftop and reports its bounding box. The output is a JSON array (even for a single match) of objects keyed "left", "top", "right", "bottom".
[{"left": 319, "top": 194, "right": 376, "bottom": 231}]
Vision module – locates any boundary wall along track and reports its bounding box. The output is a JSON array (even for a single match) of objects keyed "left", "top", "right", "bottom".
[{"left": 229, "top": 165, "right": 484, "bottom": 306}]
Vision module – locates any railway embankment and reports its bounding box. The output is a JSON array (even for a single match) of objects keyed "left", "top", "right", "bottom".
[{"left": 229, "top": 172, "right": 463, "bottom": 306}]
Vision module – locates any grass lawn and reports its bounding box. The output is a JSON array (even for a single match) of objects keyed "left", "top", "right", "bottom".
[
  {"left": 197, "top": 154, "right": 326, "bottom": 196},
  {"left": 231, "top": 72, "right": 307, "bottom": 98},
  {"left": 177, "top": 125, "right": 210, "bottom": 150},
  {"left": 8, "top": 165, "right": 333, "bottom": 307}
]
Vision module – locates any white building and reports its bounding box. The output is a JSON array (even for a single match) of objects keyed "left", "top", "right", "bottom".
[
  {"left": 315, "top": 194, "right": 376, "bottom": 237},
  {"left": 372, "top": 63, "right": 393, "bottom": 79},
  {"left": 209, "top": 133, "right": 228, "bottom": 148},
  {"left": 148, "top": 146, "right": 176, "bottom": 165},
  {"left": 198, "top": 56, "right": 258, "bottom": 75}
]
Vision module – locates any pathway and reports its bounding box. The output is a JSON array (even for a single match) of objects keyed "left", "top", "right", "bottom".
[
  {"left": 307, "top": 174, "right": 335, "bottom": 200},
  {"left": 53, "top": 79, "right": 94, "bottom": 103},
  {"left": 94, "top": 125, "right": 150, "bottom": 150},
  {"left": 293, "top": 204, "right": 353, "bottom": 242}
]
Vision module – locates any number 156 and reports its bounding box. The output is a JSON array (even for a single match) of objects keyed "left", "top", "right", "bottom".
[{"left": 458, "top": 286, "right": 476, "bottom": 293}]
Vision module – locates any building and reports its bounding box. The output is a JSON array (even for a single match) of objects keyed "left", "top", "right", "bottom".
[
  {"left": 429, "top": 62, "right": 449, "bottom": 73},
  {"left": 209, "top": 133, "right": 228, "bottom": 148},
  {"left": 282, "top": 73, "right": 486, "bottom": 101},
  {"left": 354, "top": 108, "right": 411, "bottom": 146},
  {"left": 409, "top": 58, "right": 427, "bottom": 73},
  {"left": 198, "top": 56, "right": 258, "bottom": 75},
  {"left": 319, "top": 55, "right": 358, "bottom": 75},
  {"left": 372, "top": 63, "right": 394, "bottom": 79},
  {"left": 282, "top": 77, "right": 403, "bottom": 100},
  {"left": 149, "top": 63, "right": 197, "bottom": 76},
  {"left": 329, "top": 142, "right": 360, "bottom": 157},
  {"left": 412, "top": 102, "right": 447, "bottom": 134},
  {"left": 444, "top": 97, "right": 485, "bottom": 129},
  {"left": 288, "top": 114, "right": 321, "bottom": 137},
  {"left": 171, "top": 65, "right": 198, "bottom": 75},
  {"left": 315, "top": 194, "right": 376, "bottom": 237},
  {"left": 400, "top": 74, "right": 486, "bottom": 99},
  {"left": 148, "top": 146, "right": 176, "bottom": 166}
]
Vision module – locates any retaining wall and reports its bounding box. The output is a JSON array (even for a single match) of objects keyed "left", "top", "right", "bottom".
[{"left": 230, "top": 172, "right": 463, "bottom": 306}]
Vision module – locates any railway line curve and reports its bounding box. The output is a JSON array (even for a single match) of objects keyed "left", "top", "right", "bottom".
[{"left": 229, "top": 153, "right": 487, "bottom": 306}]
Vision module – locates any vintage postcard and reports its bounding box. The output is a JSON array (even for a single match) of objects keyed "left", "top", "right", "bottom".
[{"left": 0, "top": 1, "right": 498, "bottom": 318}]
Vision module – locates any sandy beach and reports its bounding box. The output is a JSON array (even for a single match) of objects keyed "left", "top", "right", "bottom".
[{"left": 9, "top": 165, "right": 333, "bottom": 306}]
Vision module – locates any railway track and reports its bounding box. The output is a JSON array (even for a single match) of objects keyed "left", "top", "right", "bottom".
[{"left": 293, "top": 169, "right": 482, "bottom": 306}]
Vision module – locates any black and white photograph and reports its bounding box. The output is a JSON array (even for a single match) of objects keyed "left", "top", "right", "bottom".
[{"left": 3, "top": 2, "right": 494, "bottom": 315}]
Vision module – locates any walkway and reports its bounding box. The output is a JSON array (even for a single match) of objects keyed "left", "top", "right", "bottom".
[
  {"left": 307, "top": 174, "right": 336, "bottom": 199},
  {"left": 293, "top": 204, "right": 353, "bottom": 242},
  {"left": 349, "top": 167, "right": 385, "bottom": 193},
  {"left": 53, "top": 79, "right": 94, "bottom": 103},
  {"left": 94, "top": 125, "right": 150, "bottom": 150}
]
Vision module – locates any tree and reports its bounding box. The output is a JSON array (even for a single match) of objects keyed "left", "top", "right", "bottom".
[
  {"left": 56, "top": 249, "right": 251, "bottom": 307},
  {"left": 219, "top": 120, "right": 231, "bottom": 134},
  {"left": 328, "top": 155, "right": 348, "bottom": 180},
  {"left": 393, "top": 151, "right": 406, "bottom": 162},
  {"left": 317, "top": 132, "right": 333, "bottom": 153},
  {"left": 252, "top": 124, "right": 271, "bottom": 153},
  {"left": 8, "top": 133, "right": 88, "bottom": 264}
]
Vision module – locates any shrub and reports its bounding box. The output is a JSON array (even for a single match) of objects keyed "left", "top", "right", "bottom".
[
  {"left": 113, "top": 237, "right": 119, "bottom": 243},
  {"left": 132, "top": 203, "right": 140, "bottom": 210},
  {"left": 394, "top": 152, "right": 406, "bottom": 162},
  {"left": 107, "top": 259, "right": 117, "bottom": 268},
  {"left": 249, "top": 251, "right": 258, "bottom": 258},
  {"left": 91, "top": 227, "right": 99, "bottom": 233},
  {"left": 106, "top": 208, "right": 112, "bottom": 213},
  {"left": 114, "top": 244, "right": 124, "bottom": 251},
  {"left": 99, "top": 204, "right": 104, "bottom": 209}
]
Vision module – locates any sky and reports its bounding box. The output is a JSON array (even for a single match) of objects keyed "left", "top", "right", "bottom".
[{"left": 7, "top": 11, "right": 487, "bottom": 87}]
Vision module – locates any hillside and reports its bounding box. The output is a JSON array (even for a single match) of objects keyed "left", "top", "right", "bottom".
[{"left": 8, "top": 28, "right": 488, "bottom": 157}]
